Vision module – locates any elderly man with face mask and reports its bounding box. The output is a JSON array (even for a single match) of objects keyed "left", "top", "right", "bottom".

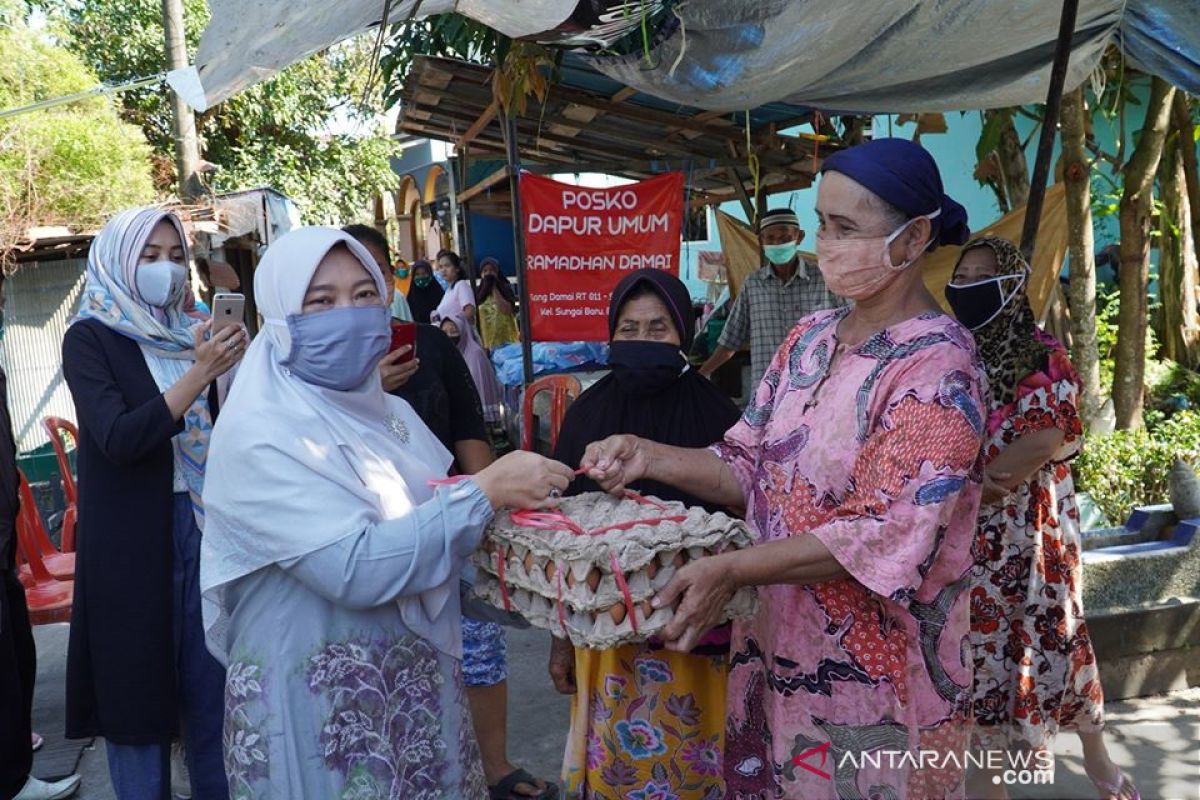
[
  {"left": 699, "top": 208, "right": 844, "bottom": 393},
  {"left": 584, "top": 139, "right": 987, "bottom": 799}
]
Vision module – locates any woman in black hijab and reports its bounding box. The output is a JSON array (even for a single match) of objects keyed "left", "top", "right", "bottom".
[
  {"left": 406, "top": 259, "right": 443, "bottom": 324},
  {"left": 549, "top": 269, "right": 740, "bottom": 800},
  {"left": 475, "top": 257, "right": 521, "bottom": 350},
  {"left": 553, "top": 269, "right": 740, "bottom": 507}
]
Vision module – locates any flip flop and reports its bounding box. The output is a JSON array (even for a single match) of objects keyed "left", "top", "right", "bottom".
[
  {"left": 488, "top": 768, "right": 559, "bottom": 800},
  {"left": 31, "top": 732, "right": 44, "bottom": 752}
]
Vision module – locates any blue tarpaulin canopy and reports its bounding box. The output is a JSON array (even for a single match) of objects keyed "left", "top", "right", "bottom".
[{"left": 172, "top": 0, "right": 1200, "bottom": 114}]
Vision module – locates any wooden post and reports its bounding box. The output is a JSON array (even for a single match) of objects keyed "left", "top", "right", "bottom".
[
  {"left": 162, "top": 0, "right": 201, "bottom": 200},
  {"left": 446, "top": 155, "right": 479, "bottom": 317},
  {"left": 502, "top": 111, "right": 535, "bottom": 387},
  {"left": 1060, "top": 87, "right": 1102, "bottom": 426},
  {"left": 456, "top": 151, "right": 477, "bottom": 284},
  {"left": 1019, "top": 0, "right": 1080, "bottom": 261}
]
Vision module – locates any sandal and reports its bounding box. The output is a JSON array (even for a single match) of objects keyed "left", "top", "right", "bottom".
[
  {"left": 488, "top": 768, "right": 559, "bottom": 800},
  {"left": 1087, "top": 766, "right": 1141, "bottom": 800},
  {"left": 31, "top": 732, "right": 43, "bottom": 752}
]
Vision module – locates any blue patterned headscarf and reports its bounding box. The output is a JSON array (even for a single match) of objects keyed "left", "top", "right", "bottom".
[
  {"left": 821, "top": 138, "right": 970, "bottom": 249},
  {"left": 75, "top": 207, "right": 212, "bottom": 526}
]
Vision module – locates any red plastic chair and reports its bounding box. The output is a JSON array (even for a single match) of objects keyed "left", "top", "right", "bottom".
[
  {"left": 42, "top": 417, "right": 78, "bottom": 551},
  {"left": 16, "top": 471, "right": 74, "bottom": 581},
  {"left": 521, "top": 374, "right": 582, "bottom": 453},
  {"left": 15, "top": 479, "right": 73, "bottom": 625}
]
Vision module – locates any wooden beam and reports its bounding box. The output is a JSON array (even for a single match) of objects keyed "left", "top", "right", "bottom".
[
  {"left": 409, "top": 98, "right": 698, "bottom": 163},
  {"left": 534, "top": 83, "right": 746, "bottom": 139},
  {"left": 406, "top": 80, "right": 739, "bottom": 160},
  {"left": 519, "top": 156, "right": 770, "bottom": 176},
  {"left": 457, "top": 165, "right": 511, "bottom": 205},
  {"left": 725, "top": 167, "right": 756, "bottom": 221},
  {"left": 434, "top": 93, "right": 732, "bottom": 161},
  {"left": 457, "top": 100, "right": 498, "bottom": 151}
]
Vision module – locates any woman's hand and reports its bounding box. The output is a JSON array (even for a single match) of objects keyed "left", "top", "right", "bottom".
[
  {"left": 193, "top": 321, "right": 247, "bottom": 382},
  {"left": 981, "top": 467, "right": 1014, "bottom": 505},
  {"left": 652, "top": 554, "right": 736, "bottom": 652},
  {"left": 581, "top": 435, "right": 650, "bottom": 494},
  {"left": 548, "top": 635, "right": 576, "bottom": 694},
  {"left": 379, "top": 346, "right": 419, "bottom": 392},
  {"left": 473, "top": 451, "right": 574, "bottom": 510}
]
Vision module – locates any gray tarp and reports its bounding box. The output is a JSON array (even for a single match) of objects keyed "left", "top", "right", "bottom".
[
  {"left": 170, "top": 0, "right": 577, "bottom": 111},
  {"left": 586, "top": 0, "right": 1200, "bottom": 113},
  {"left": 172, "top": 0, "right": 1200, "bottom": 114}
]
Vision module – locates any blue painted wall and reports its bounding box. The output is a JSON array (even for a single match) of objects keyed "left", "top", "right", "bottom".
[
  {"left": 467, "top": 212, "right": 517, "bottom": 277},
  {"left": 679, "top": 82, "right": 1176, "bottom": 301}
]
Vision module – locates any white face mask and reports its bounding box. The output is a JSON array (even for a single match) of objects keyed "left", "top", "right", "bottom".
[{"left": 136, "top": 260, "right": 188, "bottom": 308}]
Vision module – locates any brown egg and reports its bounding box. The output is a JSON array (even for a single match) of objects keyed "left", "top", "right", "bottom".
[
  {"left": 586, "top": 567, "right": 602, "bottom": 592},
  {"left": 565, "top": 570, "right": 576, "bottom": 588},
  {"left": 482, "top": 539, "right": 496, "bottom": 554},
  {"left": 640, "top": 599, "right": 654, "bottom": 618},
  {"left": 608, "top": 603, "right": 627, "bottom": 624},
  {"left": 522, "top": 551, "right": 536, "bottom": 575},
  {"left": 545, "top": 561, "right": 557, "bottom": 581},
  {"left": 671, "top": 551, "right": 687, "bottom": 569},
  {"left": 646, "top": 560, "right": 659, "bottom": 580}
]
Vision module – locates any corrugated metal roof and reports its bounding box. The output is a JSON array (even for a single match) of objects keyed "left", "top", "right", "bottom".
[{"left": 0, "top": 258, "right": 86, "bottom": 452}]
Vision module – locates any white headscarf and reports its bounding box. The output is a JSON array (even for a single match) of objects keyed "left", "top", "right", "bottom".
[
  {"left": 75, "top": 207, "right": 212, "bottom": 524},
  {"left": 200, "top": 227, "right": 456, "bottom": 663}
]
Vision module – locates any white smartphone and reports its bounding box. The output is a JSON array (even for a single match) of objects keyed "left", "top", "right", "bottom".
[{"left": 211, "top": 292, "right": 245, "bottom": 336}]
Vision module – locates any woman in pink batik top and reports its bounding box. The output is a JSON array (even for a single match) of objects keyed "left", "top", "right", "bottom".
[{"left": 582, "top": 138, "right": 987, "bottom": 800}]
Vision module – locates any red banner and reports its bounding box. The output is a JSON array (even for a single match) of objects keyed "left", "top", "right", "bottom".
[{"left": 520, "top": 172, "right": 684, "bottom": 341}]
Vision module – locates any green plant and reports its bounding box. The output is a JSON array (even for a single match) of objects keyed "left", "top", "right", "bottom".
[
  {"left": 379, "top": 13, "right": 505, "bottom": 110},
  {"left": 1094, "top": 285, "right": 1167, "bottom": 403},
  {"left": 1075, "top": 409, "right": 1200, "bottom": 522},
  {"left": 1, "top": 10, "right": 155, "bottom": 254},
  {"left": 32, "top": 0, "right": 400, "bottom": 224}
]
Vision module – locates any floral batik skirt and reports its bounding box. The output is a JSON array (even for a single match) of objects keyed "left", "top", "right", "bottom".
[{"left": 562, "top": 645, "right": 727, "bottom": 800}]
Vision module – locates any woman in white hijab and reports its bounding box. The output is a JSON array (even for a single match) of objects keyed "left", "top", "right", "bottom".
[{"left": 201, "top": 227, "right": 572, "bottom": 798}]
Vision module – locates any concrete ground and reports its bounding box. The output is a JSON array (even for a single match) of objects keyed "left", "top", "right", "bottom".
[{"left": 31, "top": 623, "right": 1199, "bottom": 799}]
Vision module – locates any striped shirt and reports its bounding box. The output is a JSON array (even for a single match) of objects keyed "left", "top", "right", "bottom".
[{"left": 718, "top": 260, "right": 846, "bottom": 391}]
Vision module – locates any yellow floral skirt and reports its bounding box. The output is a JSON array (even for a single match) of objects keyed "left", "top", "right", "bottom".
[{"left": 562, "top": 644, "right": 727, "bottom": 800}]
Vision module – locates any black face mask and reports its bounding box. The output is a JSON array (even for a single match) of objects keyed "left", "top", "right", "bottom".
[
  {"left": 608, "top": 340, "right": 688, "bottom": 394},
  {"left": 944, "top": 274, "right": 1023, "bottom": 331}
]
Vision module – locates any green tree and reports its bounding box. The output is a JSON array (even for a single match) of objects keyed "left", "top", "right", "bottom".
[
  {"left": 32, "top": 0, "right": 400, "bottom": 224},
  {"left": 0, "top": 3, "right": 155, "bottom": 255}
]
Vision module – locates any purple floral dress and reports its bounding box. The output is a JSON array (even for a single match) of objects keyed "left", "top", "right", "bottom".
[
  {"left": 219, "top": 486, "right": 492, "bottom": 799},
  {"left": 713, "top": 309, "right": 987, "bottom": 800}
]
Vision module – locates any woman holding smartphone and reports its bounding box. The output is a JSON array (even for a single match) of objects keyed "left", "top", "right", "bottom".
[{"left": 62, "top": 207, "right": 247, "bottom": 799}]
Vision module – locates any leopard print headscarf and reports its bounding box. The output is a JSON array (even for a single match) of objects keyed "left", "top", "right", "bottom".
[{"left": 954, "top": 236, "right": 1054, "bottom": 410}]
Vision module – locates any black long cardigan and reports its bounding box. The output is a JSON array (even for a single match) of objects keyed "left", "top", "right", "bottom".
[{"left": 62, "top": 318, "right": 214, "bottom": 744}]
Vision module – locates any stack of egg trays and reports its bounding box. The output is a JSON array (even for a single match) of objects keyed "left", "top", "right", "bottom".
[{"left": 471, "top": 492, "right": 758, "bottom": 649}]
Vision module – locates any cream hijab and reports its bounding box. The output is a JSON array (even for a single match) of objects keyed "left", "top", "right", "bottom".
[{"left": 200, "top": 227, "right": 457, "bottom": 662}]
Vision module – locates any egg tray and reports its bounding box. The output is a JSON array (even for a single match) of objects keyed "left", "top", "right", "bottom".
[{"left": 470, "top": 491, "right": 758, "bottom": 649}]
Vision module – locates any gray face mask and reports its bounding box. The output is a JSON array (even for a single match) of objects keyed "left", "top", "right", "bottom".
[
  {"left": 277, "top": 305, "right": 390, "bottom": 391},
  {"left": 136, "top": 260, "right": 188, "bottom": 307}
]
